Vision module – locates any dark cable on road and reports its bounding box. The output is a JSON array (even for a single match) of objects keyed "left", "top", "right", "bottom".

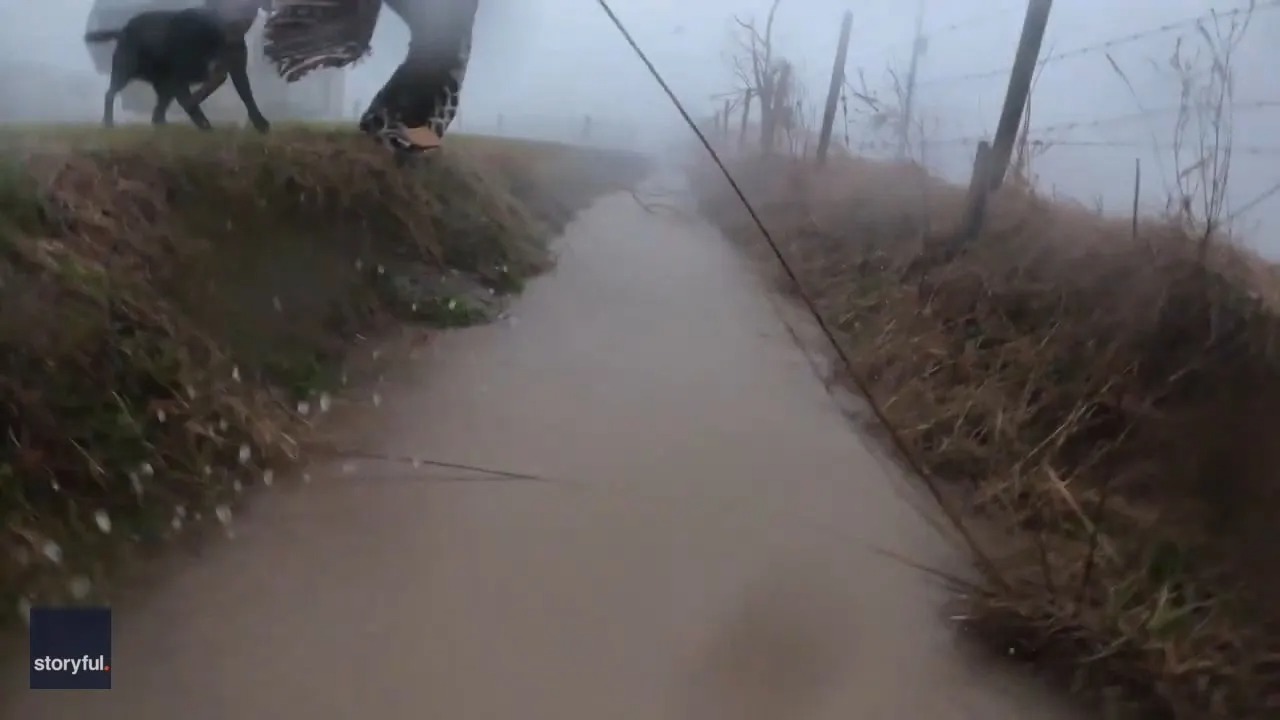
[{"left": 592, "top": 0, "right": 1001, "bottom": 580}]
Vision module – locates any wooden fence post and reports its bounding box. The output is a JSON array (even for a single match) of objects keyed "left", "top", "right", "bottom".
[
  {"left": 948, "top": 0, "right": 1053, "bottom": 254},
  {"left": 816, "top": 10, "right": 853, "bottom": 165},
  {"left": 897, "top": 0, "right": 926, "bottom": 159},
  {"left": 958, "top": 141, "right": 992, "bottom": 246},
  {"left": 986, "top": 0, "right": 1054, "bottom": 191}
]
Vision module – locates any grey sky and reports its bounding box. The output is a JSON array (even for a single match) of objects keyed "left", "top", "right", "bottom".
[{"left": 3, "top": 0, "right": 1279, "bottom": 252}]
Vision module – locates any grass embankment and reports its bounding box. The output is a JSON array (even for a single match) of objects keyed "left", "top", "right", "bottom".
[
  {"left": 0, "top": 125, "right": 646, "bottom": 627},
  {"left": 692, "top": 154, "right": 1280, "bottom": 718}
]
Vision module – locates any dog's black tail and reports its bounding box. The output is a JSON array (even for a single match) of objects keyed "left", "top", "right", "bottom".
[{"left": 84, "top": 29, "right": 122, "bottom": 43}]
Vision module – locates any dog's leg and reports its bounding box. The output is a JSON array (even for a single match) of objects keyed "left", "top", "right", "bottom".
[
  {"left": 103, "top": 47, "right": 137, "bottom": 128},
  {"left": 171, "top": 83, "right": 214, "bottom": 130},
  {"left": 151, "top": 88, "right": 175, "bottom": 125},
  {"left": 188, "top": 65, "right": 228, "bottom": 107},
  {"left": 103, "top": 84, "right": 121, "bottom": 129},
  {"left": 224, "top": 43, "right": 270, "bottom": 133}
]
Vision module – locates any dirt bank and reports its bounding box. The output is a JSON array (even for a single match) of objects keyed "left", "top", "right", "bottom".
[
  {"left": 691, "top": 154, "right": 1280, "bottom": 718},
  {"left": 0, "top": 126, "right": 646, "bottom": 626}
]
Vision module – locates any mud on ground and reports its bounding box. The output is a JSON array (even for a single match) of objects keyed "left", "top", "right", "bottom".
[
  {"left": 0, "top": 125, "right": 646, "bottom": 628},
  {"left": 691, "top": 153, "right": 1280, "bottom": 719}
]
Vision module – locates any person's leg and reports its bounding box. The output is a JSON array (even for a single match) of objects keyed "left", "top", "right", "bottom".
[{"left": 358, "top": 0, "right": 479, "bottom": 155}]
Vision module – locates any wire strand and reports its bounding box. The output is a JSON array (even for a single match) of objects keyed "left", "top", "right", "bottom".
[
  {"left": 916, "top": 0, "right": 1279, "bottom": 87},
  {"left": 591, "top": 0, "right": 1004, "bottom": 582}
]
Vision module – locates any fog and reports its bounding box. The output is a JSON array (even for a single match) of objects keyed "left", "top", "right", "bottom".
[{"left": 3, "top": 0, "right": 1279, "bottom": 253}]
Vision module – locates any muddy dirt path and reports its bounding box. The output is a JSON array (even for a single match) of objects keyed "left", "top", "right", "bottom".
[{"left": 5, "top": 177, "right": 1079, "bottom": 719}]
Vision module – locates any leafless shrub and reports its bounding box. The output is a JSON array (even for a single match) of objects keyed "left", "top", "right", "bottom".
[{"left": 1166, "top": 2, "right": 1254, "bottom": 253}]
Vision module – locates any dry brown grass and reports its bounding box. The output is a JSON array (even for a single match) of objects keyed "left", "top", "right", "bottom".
[
  {"left": 0, "top": 125, "right": 646, "bottom": 628},
  {"left": 692, "top": 152, "right": 1280, "bottom": 718}
]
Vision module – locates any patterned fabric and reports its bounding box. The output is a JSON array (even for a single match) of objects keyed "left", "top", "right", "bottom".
[{"left": 262, "top": 0, "right": 382, "bottom": 82}]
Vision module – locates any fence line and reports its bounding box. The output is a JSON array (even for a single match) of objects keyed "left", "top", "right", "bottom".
[
  {"left": 851, "top": 138, "right": 1280, "bottom": 156},
  {"left": 915, "top": 0, "right": 1280, "bottom": 87},
  {"left": 856, "top": 3, "right": 1023, "bottom": 63},
  {"left": 715, "top": 0, "right": 1280, "bottom": 242}
]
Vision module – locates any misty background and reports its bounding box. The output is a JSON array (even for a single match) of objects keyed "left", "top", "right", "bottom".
[{"left": 2, "top": 0, "right": 1278, "bottom": 253}]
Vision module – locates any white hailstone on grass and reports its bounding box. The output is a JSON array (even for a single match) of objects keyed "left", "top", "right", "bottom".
[
  {"left": 215, "top": 505, "right": 232, "bottom": 525},
  {"left": 376, "top": 264, "right": 385, "bottom": 275},
  {"left": 231, "top": 365, "right": 241, "bottom": 382},
  {"left": 318, "top": 393, "right": 331, "bottom": 413},
  {"left": 156, "top": 408, "right": 167, "bottom": 423},
  {"left": 218, "top": 419, "right": 228, "bottom": 432},
  {"left": 262, "top": 469, "right": 274, "bottom": 487},
  {"left": 140, "top": 462, "right": 154, "bottom": 478},
  {"left": 297, "top": 400, "right": 311, "bottom": 416},
  {"left": 340, "top": 370, "right": 349, "bottom": 386},
  {"left": 171, "top": 513, "right": 183, "bottom": 532},
  {"left": 202, "top": 465, "right": 212, "bottom": 477},
  {"left": 272, "top": 296, "right": 283, "bottom": 312},
  {"left": 341, "top": 462, "right": 356, "bottom": 474},
  {"left": 69, "top": 576, "right": 92, "bottom": 600},
  {"left": 93, "top": 509, "right": 111, "bottom": 534},
  {"left": 41, "top": 540, "right": 63, "bottom": 565},
  {"left": 129, "top": 471, "right": 143, "bottom": 496},
  {"left": 176, "top": 504, "right": 187, "bottom": 519},
  {"left": 302, "top": 472, "right": 312, "bottom": 484},
  {"left": 371, "top": 392, "right": 382, "bottom": 408},
  {"left": 238, "top": 443, "right": 251, "bottom": 464},
  {"left": 354, "top": 259, "right": 363, "bottom": 271},
  {"left": 50, "top": 478, "right": 61, "bottom": 492},
  {"left": 411, "top": 302, "right": 418, "bottom": 313},
  {"left": 233, "top": 479, "right": 243, "bottom": 495}
]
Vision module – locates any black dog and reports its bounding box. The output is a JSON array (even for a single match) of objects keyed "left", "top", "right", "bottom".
[{"left": 85, "top": 0, "right": 270, "bottom": 132}]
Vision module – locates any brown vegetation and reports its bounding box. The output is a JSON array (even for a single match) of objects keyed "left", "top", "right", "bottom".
[
  {"left": 692, "top": 152, "right": 1280, "bottom": 718},
  {"left": 0, "top": 126, "right": 645, "bottom": 628}
]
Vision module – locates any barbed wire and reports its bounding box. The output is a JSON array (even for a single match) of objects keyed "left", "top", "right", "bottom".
[
  {"left": 914, "top": 0, "right": 1280, "bottom": 87},
  {"left": 852, "top": 137, "right": 1280, "bottom": 157},
  {"left": 1020, "top": 99, "right": 1280, "bottom": 135},
  {"left": 904, "top": 98, "right": 1280, "bottom": 145},
  {"left": 854, "top": 3, "right": 1022, "bottom": 63},
  {"left": 924, "top": 6, "right": 1021, "bottom": 37}
]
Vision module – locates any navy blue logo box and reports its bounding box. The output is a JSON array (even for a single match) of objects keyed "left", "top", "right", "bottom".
[{"left": 29, "top": 607, "right": 112, "bottom": 690}]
